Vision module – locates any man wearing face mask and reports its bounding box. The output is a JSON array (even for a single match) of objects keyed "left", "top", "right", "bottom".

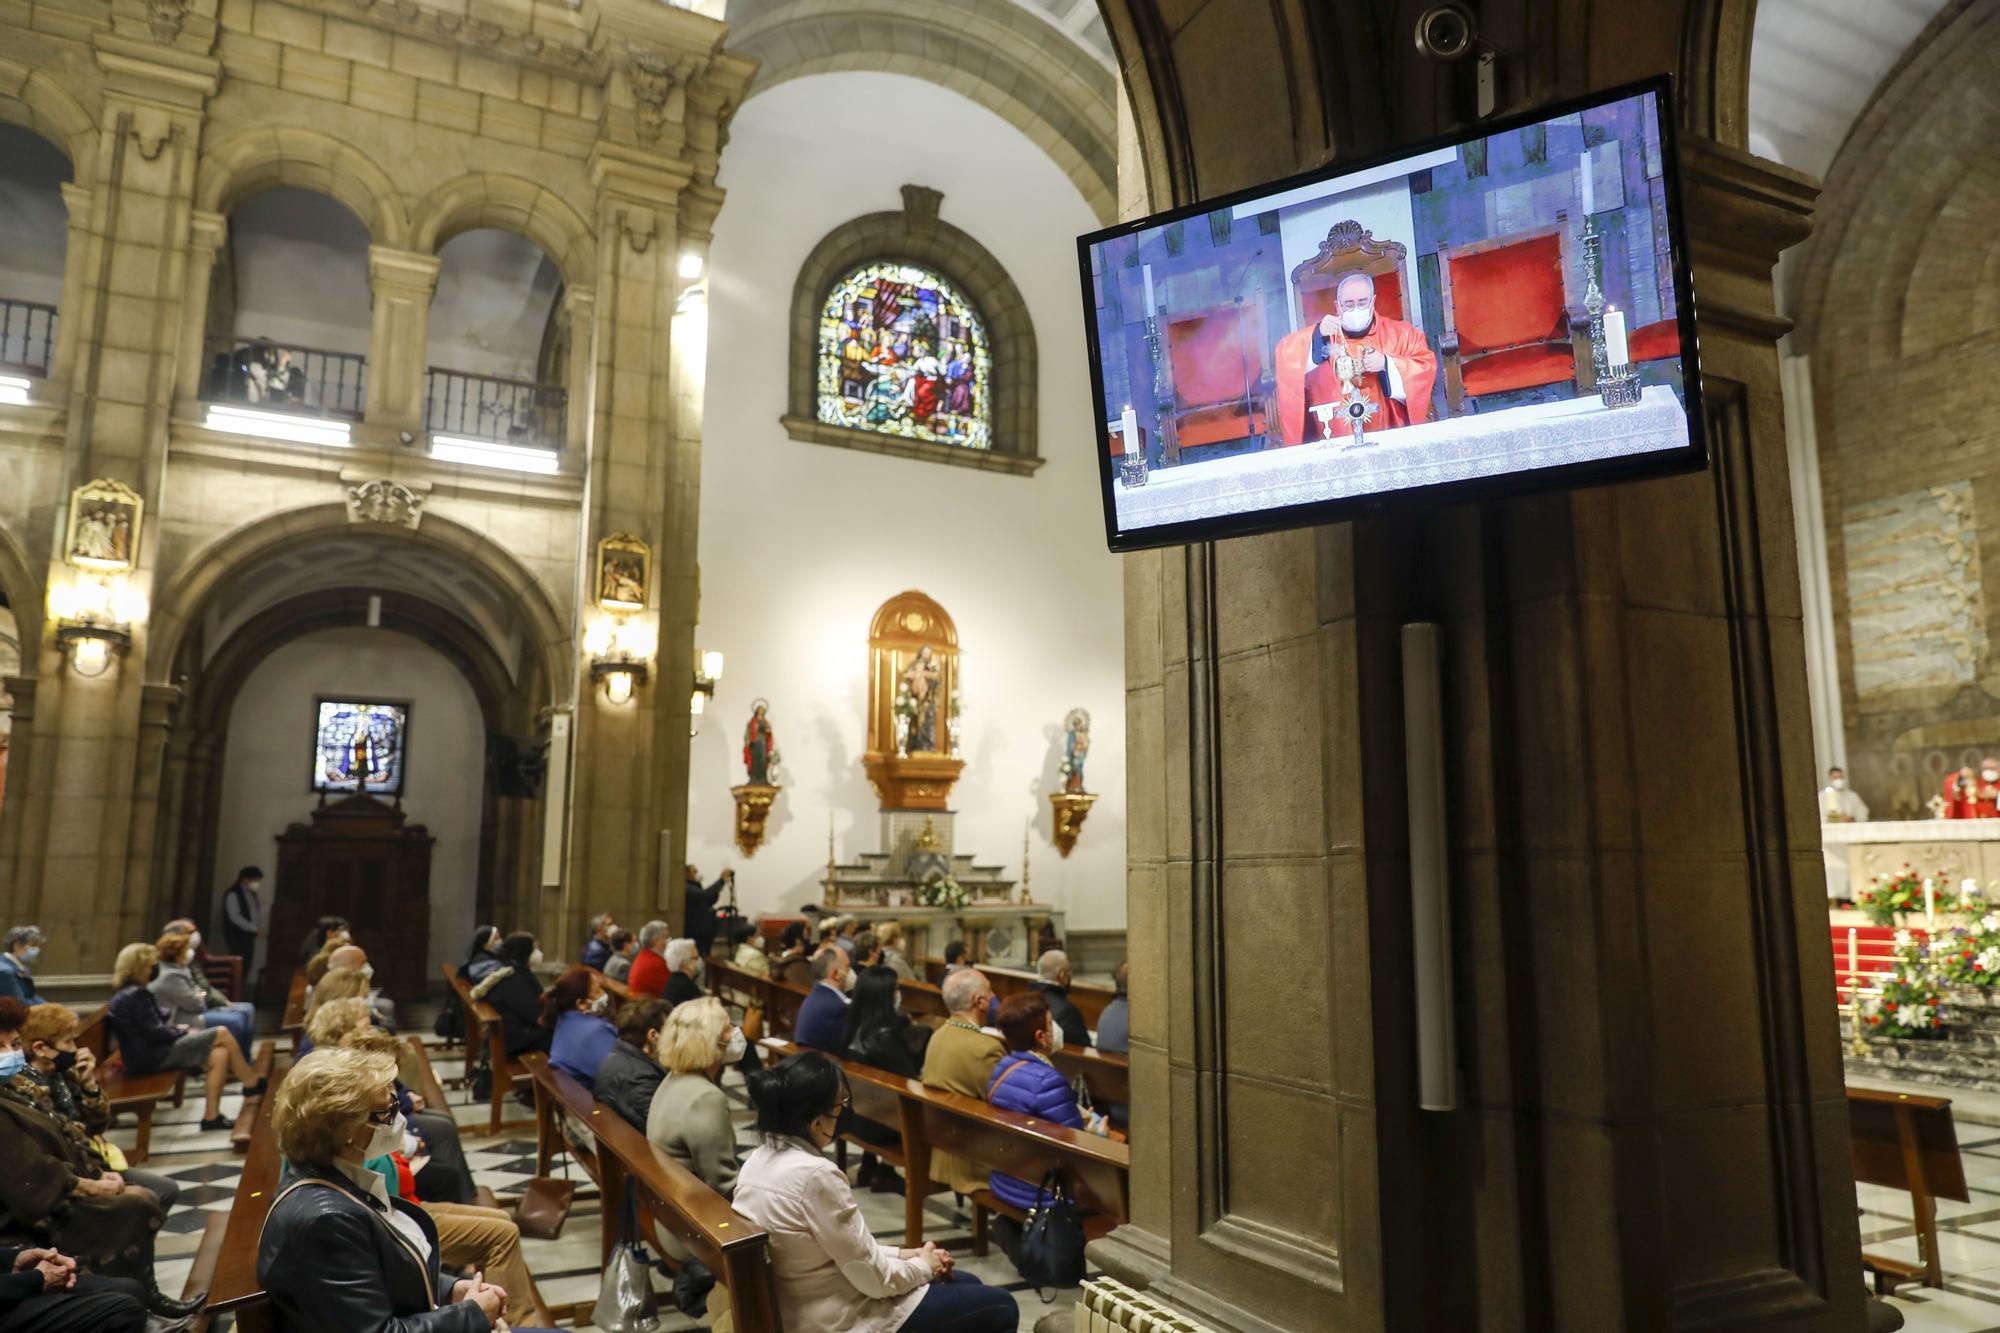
[
  {"left": 0, "top": 927, "right": 47, "bottom": 1005},
  {"left": 793, "top": 947, "right": 853, "bottom": 1054},
  {"left": 1274, "top": 270, "right": 1438, "bottom": 446},
  {"left": 219, "top": 865, "right": 267, "bottom": 987},
  {"left": 1944, "top": 761, "right": 2000, "bottom": 820}
]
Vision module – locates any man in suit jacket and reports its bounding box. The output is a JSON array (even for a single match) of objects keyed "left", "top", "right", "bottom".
[
  {"left": 1033, "top": 949, "right": 1091, "bottom": 1049},
  {"left": 792, "top": 947, "right": 852, "bottom": 1052},
  {"left": 580, "top": 914, "right": 617, "bottom": 972},
  {"left": 920, "top": 968, "right": 1003, "bottom": 1194}
]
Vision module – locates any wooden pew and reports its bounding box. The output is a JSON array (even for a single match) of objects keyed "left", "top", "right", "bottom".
[
  {"left": 591, "top": 966, "right": 633, "bottom": 1004},
  {"left": 1050, "top": 1044, "right": 1130, "bottom": 1112},
  {"left": 897, "top": 977, "right": 951, "bottom": 1023},
  {"left": 441, "top": 962, "right": 532, "bottom": 1132},
  {"left": 229, "top": 1040, "right": 279, "bottom": 1154},
  {"left": 920, "top": 958, "right": 1116, "bottom": 1030},
  {"left": 709, "top": 958, "right": 809, "bottom": 1039},
  {"left": 76, "top": 1007, "right": 186, "bottom": 1164},
  {"left": 279, "top": 970, "right": 309, "bottom": 1056},
  {"left": 204, "top": 1065, "right": 290, "bottom": 1332},
  {"left": 441, "top": 963, "right": 482, "bottom": 1055},
  {"left": 525, "top": 1055, "right": 786, "bottom": 1330},
  {"left": 1851, "top": 1085, "right": 1968, "bottom": 1293}
]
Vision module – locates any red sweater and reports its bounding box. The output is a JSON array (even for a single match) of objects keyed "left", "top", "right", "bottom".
[{"left": 628, "top": 947, "right": 668, "bottom": 998}]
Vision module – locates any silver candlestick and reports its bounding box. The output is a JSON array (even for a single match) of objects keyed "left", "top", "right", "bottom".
[{"left": 1580, "top": 212, "right": 1608, "bottom": 388}]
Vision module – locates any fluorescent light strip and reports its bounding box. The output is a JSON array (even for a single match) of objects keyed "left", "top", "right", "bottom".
[
  {"left": 204, "top": 405, "right": 353, "bottom": 447},
  {"left": 0, "top": 376, "right": 31, "bottom": 406},
  {"left": 429, "top": 434, "right": 561, "bottom": 475}
]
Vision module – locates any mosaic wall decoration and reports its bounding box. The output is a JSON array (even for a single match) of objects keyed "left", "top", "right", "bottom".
[{"left": 1844, "top": 481, "right": 1985, "bottom": 698}]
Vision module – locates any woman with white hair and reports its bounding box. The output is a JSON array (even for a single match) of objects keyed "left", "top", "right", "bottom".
[
  {"left": 645, "top": 997, "right": 743, "bottom": 1199},
  {"left": 663, "top": 937, "right": 705, "bottom": 1007}
]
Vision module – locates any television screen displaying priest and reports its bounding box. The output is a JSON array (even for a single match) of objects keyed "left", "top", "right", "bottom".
[{"left": 1273, "top": 272, "right": 1438, "bottom": 446}]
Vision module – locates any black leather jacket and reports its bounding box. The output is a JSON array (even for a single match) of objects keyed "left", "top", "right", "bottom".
[
  {"left": 593, "top": 1040, "right": 664, "bottom": 1131},
  {"left": 256, "top": 1168, "right": 487, "bottom": 1333}
]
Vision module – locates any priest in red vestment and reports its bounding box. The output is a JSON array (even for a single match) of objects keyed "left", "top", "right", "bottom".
[
  {"left": 1273, "top": 272, "right": 1438, "bottom": 446},
  {"left": 1945, "top": 761, "right": 2000, "bottom": 818}
]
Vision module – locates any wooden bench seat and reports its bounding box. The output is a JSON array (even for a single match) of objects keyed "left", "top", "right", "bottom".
[
  {"left": 77, "top": 1007, "right": 186, "bottom": 1164},
  {"left": 525, "top": 1054, "right": 786, "bottom": 1330},
  {"left": 229, "top": 1040, "right": 279, "bottom": 1154},
  {"left": 441, "top": 962, "right": 532, "bottom": 1133},
  {"left": 919, "top": 957, "right": 1116, "bottom": 1029},
  {"left": 203, "top": 1065, "right": 290, "bottom": 1332},
  {"left": 1851, "top": 1085, "right": 1967, "bottom": 1293},
  {"left": 279, "top": 971, "right": 308, "bottom": 1057}
]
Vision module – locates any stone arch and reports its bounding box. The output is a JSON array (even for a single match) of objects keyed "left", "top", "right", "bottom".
[
  {"left": 784, "top": 185, "right": 1039, "bottom": 475},
  {"left": 727, "top": 0, "right": 1117, "bottom": 225},
  {"left": 195, "top": 126, "right": 411, "bottom": 248},
  {"left": 0, "top": 58, "right": 97, "bottom": 182},
  {"left": 149, "top": 504, "right": 575, "bottom": 702},
  {"left": 409, "top": 174, "right": 597, "bottom": 291},
  {"left": 0, "top": 520, "right": 39, "bottom": 656}
]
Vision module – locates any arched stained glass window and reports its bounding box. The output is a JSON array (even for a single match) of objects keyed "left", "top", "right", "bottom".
[{"left": 816, "top": 260, "right": 992, "bottom": 451}]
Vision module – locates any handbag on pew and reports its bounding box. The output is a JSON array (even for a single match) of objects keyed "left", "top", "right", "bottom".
[
  {"left": 594, "top": 1187, "right": 662, "bottom": 1331},
  {"left": 1017, "top": 1169, "right": 1086, "bottom": 1293},
  {"left": 513, "top": 1161, "right": 576, "bottom": 1241}
]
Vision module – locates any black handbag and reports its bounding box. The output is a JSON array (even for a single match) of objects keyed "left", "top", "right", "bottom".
[
  {"left": 1017, "top": 1170, "right": 1086, "bottom": 1290},
  {"left": 434, "top": 990, "right": 463, "bottom": 1043}
]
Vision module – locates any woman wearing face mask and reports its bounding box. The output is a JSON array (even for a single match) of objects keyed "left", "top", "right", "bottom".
[
  {"left": 107, "top": 943, "right": 265, "bottom": 1132},
  {"left": 662, "top": 937, "right": 706, "bottom": 1007},
  {"left": 17, "top": 1004, "right": 183, "bottom": 1213},
  {"left": 593, "top": 998, "right": 669, "bottom": 1130},
  {"left": 734, "top": 1052, "right": 1018, "bottom": 1333},
  {"left": 460, "top": 926, "right": 504, "bottom": 983},
  {"left": 0, "top": 927, "right": 47, "bottom": 1004},
  {"left": 983, "top": 993, "right": 1112, "bottom": 1215},
  {"left": 542, "top": 967, "right": 615, "bottom": 1089},
  {"left": 0, "top": 997, "right": 206, "bottom": 1323},
  {"left": 258, "top": 1044, "right": 558, "bottom": 1332},
  {"left": 468, "top": 933, "right": 552, "bottom": 1058},
  {"left": 645, "top": 998, "right": 745, "bottom": 1198}
]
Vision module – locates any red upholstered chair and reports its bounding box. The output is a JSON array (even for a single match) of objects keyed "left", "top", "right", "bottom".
[
  {"left": 1626, "top": 318, "right": 1681, "bottom": 364},
  {"left": 1163, "top": 303, "right": 1271, "bottom": 452},
  {"left": 1436, "top": 215, "right": 1590, "bottom": 416}
]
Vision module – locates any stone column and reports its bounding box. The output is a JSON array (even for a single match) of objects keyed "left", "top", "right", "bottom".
[
  {"left": 173, "top": 210, "right": 226, "bottom": 404},
  {"left": 560, "top": 285, "right": 594, "bottom": 467},
  {"left": 363, "top": 247, "right": 441, "bottom": 439}
]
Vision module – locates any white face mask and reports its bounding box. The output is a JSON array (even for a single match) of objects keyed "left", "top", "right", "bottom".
[
  {"left": 721, "top": 1029, "right": 746, "bottom": 1063},
  {"left": 1340, "top": 306, "right": 1373, "bottom": 334},
  {"left": 1830, "top": 778, "right": 1846, "bottom": 791},
  {"left": 357, "top": 963, "right": 373, "bottom": 980},
  {"left": 590, "top": 992, "right": 611, "bottom": 1015},
  {"left": 189, "top": 932, "right": 202, "bottom": 952},
  {"left": 1045, "top": 1022, "right": 1066, "bottom": 1054},
  {"left": 1984, "top": 770, "right": 1997, "bottom": 783},
  {"left": 528, "top": 948, "right": 544, "bottom": 967},
  {"left": 361, "top": 1111, "right": 404, "bottom": 1161}
]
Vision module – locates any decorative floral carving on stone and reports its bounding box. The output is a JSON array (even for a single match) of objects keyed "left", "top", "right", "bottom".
[
  {"left": 146, "top": 0, "right": 188, "bottom": 42},
  {"left": 628, "top": 46, "right": 674, "bottom": 142},
  {"left": 346, "top": 480, "right": 425, "bottom": 530}
]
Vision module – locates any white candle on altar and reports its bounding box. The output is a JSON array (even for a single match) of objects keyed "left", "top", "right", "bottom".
[
  {"left": 1142, "top": 263, "right": 1156, "bottom": 317},
  {"left": 1579, "top": 148, "right": 1594, "bottom": 215},
  {"left": 1603, "top": 305, "right": 1629, "bottom": 368},
  {"left": 1848, "top": 927, "right": 1858, "bottom": 982},
  {"left": 1120, "top": 404, "right": 1139, "bottom": 454}
]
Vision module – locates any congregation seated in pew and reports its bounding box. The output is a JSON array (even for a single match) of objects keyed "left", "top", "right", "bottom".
[
  {"left": 594, "top": 997, "right": 669, "bottom": 1129},
  {"left": 662, "top": 937, "right": 707, "bottom": 1007},
  {"left": 0, "top": 1240, "right": 151, "bottom": 1332},
  {"left": 730, "top": 919, "right": 771, "bottom": 978},
  {"left": 1033, "top": 949, "right": 1092, "bottom": 1050},
  {"left": 294, "top": 916, "right": 348, "bottom": 971},
  {"left": 18, "top": 1003, "right": 184, "bottom": 1213},
  {"left": 579, "top": 912, "right": 618, "bottom": 973},
  {"left": 0, "top": 997, "right": 205, "bottom": 1326},
  {"left": 986, "top": 993, "right": 1116, "bottom": 1233},
  {"left": 460, "top": 925, "right": 505, "bottom": 984},
  {"left": 307, "top": 997, "right": 479, "bottom": 1207},
  {"left": 468, "top": 931, "right": 552, "bottom": 1059},
  {"left": 644, "top": 995, "right": 744, "bottom": 1293},
  {"left": 544, "top": 965, "right": 616, "bottom": 1089},
  {"left": 734, "top": 1051, "right": 1020, "bottom": 1333},
  {"left": 602, "top": 927, "right": 639, "bottom": 983},
  {"left": 107, "top": 942, "right": 266, "bottom": 1132},
  {"left": 158, "top": 919, "right": 257, "bottom": 1051},
  {"left": 794, "top": 945, "right": 853, "bottom": 1053},
  {"left": 259, "top": 1045, "right": 556, "bottom": 1333},
  {"left": 771, "top": 921, "right": 812, "bottom": 987},
  {"left": 0, "top": 926, "right": 47, "bottom": 1005},
  {"left": 920, "top": 967, "right": 1004, "bottom": 1196}
]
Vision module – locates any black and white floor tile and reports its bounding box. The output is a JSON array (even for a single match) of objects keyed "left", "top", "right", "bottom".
[{"left": 112, "top": 1019, "right": 1079, "bottom": 1331}]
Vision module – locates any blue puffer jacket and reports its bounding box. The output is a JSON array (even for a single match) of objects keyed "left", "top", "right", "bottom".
[{"left": 985, "top": 1051, "right": 1083, "bottom": 1210}]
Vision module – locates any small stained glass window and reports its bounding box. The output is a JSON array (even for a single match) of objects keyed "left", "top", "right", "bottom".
[
  {"left": 313, "top": 699, "right": 409, "bottom": 797},
  {"left": 817, "top": 260, "right": 992, "bottom": 450}
]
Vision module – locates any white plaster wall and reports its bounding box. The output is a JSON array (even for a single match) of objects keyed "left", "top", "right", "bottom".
[
  {"left": 213, "top": 626, "right": 485, "bottom": 978},
  {"left": 226, "top": 188, "right": 375, "bottom": 356},
  {"left": 687, "top": 72, "right": 1128, "bottom": 932}
]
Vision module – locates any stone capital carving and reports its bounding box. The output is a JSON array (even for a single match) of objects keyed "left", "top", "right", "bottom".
[
  {"left": 626, "top": 43, "right": 696, "bottom": 144},
  {"left": 901, "top": 184, "right": 943, "bottom": 228},
  {"left": 145, "top": 0, "right": 188, "bottom": 43},
  {"left": 344, "top": 479, "right": 427, "bottom": 529}
]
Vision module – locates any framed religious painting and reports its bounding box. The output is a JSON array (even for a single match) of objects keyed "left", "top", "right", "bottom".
[
  {"left": 312, "top": 698, "right": 411, "bottom": 797},
  {"left": 65, "top": 478, "right": 143, "bottom": 571},
  {"left": 596, "top": 533, "right": 649, "bottom": 610}
]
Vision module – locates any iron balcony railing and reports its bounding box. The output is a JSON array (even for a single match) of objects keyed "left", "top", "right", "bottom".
[
  {"left": 425, "top": 367, "right": 567, "bottom": 453},
  {"left": 201, "top": 336, "right": 368, "bottom": 420},
  {"left": 0, "top": 299, "right": 58, "bottom": 377}
]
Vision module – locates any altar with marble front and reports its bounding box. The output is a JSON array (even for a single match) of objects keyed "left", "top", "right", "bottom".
[{"left": 1823, "top": 819, "right": 2000, "bottom": 898}]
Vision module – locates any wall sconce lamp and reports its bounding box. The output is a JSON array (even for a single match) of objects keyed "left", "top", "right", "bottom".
[
  {"left": 49, "top": 575, "right": 143, "bottom": 678},
  {"left": 586, "top": 615, "right": 656, "bottom": 706},
  {"left": 690, "top": 649, "right": 723, "bottom": 735}
]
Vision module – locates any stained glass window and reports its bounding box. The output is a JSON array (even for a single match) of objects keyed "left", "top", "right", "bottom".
[
  {"left": 817, "top": 260, "right": 992, "bottom": 450},
  {"left": 313, "top": 699, "right": 409, "bottom": 797}
]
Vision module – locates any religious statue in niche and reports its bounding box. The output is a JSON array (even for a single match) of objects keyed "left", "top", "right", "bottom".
[
  {"left": 1059, "top": 708, "right": 1091, "bottom": 793},
  {"left": 897, "top": 645, "right": 943, "bottom": 754},
  {"left": 596, "top": 533, "right": 649, "bottom": 609},
  {"left": 744, "top": 700, "right": 780, "bottom": 785},
  {"left": 65, "top": 478, "right": 143, "bottom": 571}
]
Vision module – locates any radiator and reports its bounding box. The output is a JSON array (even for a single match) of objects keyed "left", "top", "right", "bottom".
[{"left": 1074, "top": 1278, "right": 1221, "bottom": 1333}]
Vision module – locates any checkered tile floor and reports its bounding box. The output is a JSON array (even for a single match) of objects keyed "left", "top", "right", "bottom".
[{"left": 118, "top": 1006, "right": 1082, "bottom": 1330}]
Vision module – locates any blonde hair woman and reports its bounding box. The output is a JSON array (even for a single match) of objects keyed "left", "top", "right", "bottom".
[
  {"left": 105, "top": 942, "right": 262, "bottom": 1130},
  {"left": 876, "top": 922, "right": 916, "bottom": 981},
  {"left": 305, "top": 995, "right": 374, "bottom": 1052},
  {"left": 258, "top": 1046, "right": 548, "bottom": 1331},
  {"left": 647, "top": 997, "right": 745, "bottom": 1198},
  {"left": 304, "top": 966, "right": 371, "bottom": 1025}
]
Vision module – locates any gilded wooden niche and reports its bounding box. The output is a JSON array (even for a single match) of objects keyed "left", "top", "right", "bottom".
[{"left": 864, "top": 590, "right": 964, "bottom": 810}]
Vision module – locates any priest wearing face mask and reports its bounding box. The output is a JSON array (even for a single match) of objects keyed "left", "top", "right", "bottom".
[
  {"left": 1945, "top": 760, "right": 2000, "bottom": 820},
  {"left": 1274, "top": 271, "right": 1438, "bottom": 446},
  {"left": 0, "top": 927, "right": 46, "bottom": 1005}
]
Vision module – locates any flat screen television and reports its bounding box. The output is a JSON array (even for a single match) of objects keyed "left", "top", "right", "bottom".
[{"left": 1078, "top": 74, "right": 1703, "bottom": 552}]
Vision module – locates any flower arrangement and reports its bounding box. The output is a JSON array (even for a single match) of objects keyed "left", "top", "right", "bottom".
[
  {"left": 1856, "top": 930, "right": 1947, "bottom": 1039},
  {"left": 916, "top": 871, "right": 971, "bottom": 913},
  {"left": 1942, "top": 911, "right": 2000, "bottom": 989},
  {"left": 1857, "top": 867, "right": 1964, "bottom": 928}
]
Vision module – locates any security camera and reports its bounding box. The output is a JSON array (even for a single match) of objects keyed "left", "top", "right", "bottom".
[{"left": 1414, "top": 4, "right": 1477, "bottom": 61}]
